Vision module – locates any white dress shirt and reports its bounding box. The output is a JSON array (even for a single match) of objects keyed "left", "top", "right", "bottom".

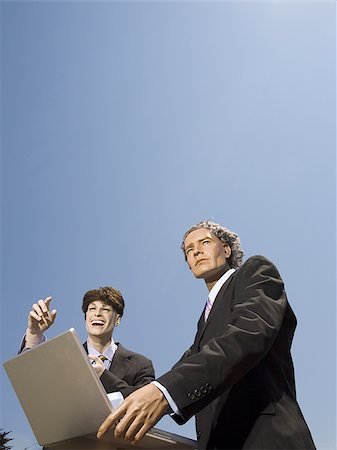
[{"left": 87, "top": 339, "right": 117, "bottom": 370}]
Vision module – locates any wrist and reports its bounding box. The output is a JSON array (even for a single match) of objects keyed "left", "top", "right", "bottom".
[{"left": 25, "top": 329, "right": 44, "bottom": 347}]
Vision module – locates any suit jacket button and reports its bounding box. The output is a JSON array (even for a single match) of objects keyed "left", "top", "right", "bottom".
[
  {"left": 194, "top": 389, "right": 201, "bottom": 397},
  {"left": 187, "top": 392, "right": 195, "bottom": 400},
  {"left": 197, "top": 431, "right": 202, "bottom": 439}
]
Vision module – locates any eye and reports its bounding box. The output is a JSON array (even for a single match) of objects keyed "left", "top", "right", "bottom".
[
  {"left": 203, "top": 240, "right": 210, "bottom": 245},
  {"left": 103, "top": 308, "right": 111, "bottom": 312},
  {"left": 186, "top": 248, "right": 193, "bottom": 255}
]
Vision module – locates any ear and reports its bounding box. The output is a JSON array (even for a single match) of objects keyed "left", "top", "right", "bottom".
[
  {"left": 223, "top": 243, "right": 231, "bottom": 258},
  {"left": 115, "top": 315, "right": 121, "bottom": 326}
]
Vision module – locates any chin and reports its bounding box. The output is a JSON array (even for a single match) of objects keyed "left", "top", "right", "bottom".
[
  {"left": 194, "top": 268, "right": 213, "bottom": 279},
  {"left": 194, "top": 273, "right": 206, "bottom": 279},
  {"left": 89, "top": 329, "right": 104, "bottom": 336}
]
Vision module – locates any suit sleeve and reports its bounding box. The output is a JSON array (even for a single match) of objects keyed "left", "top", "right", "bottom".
[
  {"left": 18, "top": 334, "right": 46, "bottom": 353},
  {"left": 157, "top": 256, "right": 287, "bottom": 423},
  {"left": 100, "top": 355, "right": 155, "bottom": 397}
]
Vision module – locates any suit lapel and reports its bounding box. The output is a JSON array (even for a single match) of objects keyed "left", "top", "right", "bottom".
[
  {"left": 196, "top": 275, "right": 234, "bottom": 346},
  {"left": 83, "top": 341, "right": 131, "bottom": 379},
  {"left": 109, "top": 343, "right": 132, "bottom": 379},
  {"left": 191, "top": 311, "right": 207, "bottom": 353}
]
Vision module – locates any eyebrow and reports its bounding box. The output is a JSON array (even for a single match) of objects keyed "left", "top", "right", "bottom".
[{"left": 88, "top": 304, "right": 112, "bottom": 309}]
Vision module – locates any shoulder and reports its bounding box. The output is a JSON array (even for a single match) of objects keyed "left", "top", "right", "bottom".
[
  {"left": 239, "top": 254, "right": 278, "bottom": 270},
  {"left": 234, "top": 255, "right": 282, "bottom": 281},
  {"left": 116, "top": 342, "right": 152, "bottom": 364}
]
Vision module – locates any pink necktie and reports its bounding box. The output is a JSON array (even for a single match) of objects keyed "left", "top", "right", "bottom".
[{"left": 204, "top": 296, "right": 213, "bottom": 321}]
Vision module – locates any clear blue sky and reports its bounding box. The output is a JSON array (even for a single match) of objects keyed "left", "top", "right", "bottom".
[{"left": 1, "top": 2, "right": 336, "bottom": 449}]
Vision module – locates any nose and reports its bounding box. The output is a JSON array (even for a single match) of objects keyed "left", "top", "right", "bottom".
[{"left": 193, "top": 246, "right": 203, "bottom": 257}]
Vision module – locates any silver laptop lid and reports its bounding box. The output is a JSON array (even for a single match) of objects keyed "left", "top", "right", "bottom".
[{"left": 3, "top": 329, "right": 113, "bottom": 446}]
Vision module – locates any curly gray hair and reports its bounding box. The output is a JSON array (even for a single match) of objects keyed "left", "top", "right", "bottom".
[{"left": 181, "top": 220, "right": 244, "bottom": 269}]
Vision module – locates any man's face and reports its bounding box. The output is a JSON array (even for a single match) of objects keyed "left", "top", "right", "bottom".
[
  {"left": 184, "top": 228, "right": 231, "bottom": 283},
  {"left": 85, "top": 300, "right": 120, "bottom": 339}
]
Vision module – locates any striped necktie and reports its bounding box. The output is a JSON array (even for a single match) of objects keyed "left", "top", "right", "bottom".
[{"left": 204, "top": 296, "right": 213, "bottom": 322}]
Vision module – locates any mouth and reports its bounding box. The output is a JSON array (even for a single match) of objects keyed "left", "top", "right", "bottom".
[
  {"left": 91, "top": 320, "right": 105, "bottom": 327},
  {"left": 195, "top": 259, "right": 208, "bottom": 266}
]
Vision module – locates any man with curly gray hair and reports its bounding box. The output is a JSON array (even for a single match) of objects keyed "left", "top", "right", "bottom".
[
  {"left": 181, "top": 219, "right": 244, "bottom": 268},
  {"left": 98, "top": 220, "right": 316, "bottom": 450}
]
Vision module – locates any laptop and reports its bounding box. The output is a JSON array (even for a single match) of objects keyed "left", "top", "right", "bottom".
[{"left": 3, "top": 329, "right": 196, "bottom": 449}]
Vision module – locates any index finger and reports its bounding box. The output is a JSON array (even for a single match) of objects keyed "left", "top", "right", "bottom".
[
  {"left": 38, "top": 298, "right": 50, "bottom": 314},
  {"left": 44, "top": 296, "right": 53, "bottom": 308},
  {"left": 97, "top": 406, "right": 125, "bottom": 439}
]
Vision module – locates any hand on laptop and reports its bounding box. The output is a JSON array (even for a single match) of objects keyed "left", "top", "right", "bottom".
[
  {"left": 25, "top": 296, "right": 57, "bottom": 346},
  {"left": 97, "top": 383, "right": 169, "bottom": 445}
]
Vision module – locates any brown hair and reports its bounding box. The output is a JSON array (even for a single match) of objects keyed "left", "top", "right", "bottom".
[{"left": 82, "top": 286, "right": 125, "bottom": 317}]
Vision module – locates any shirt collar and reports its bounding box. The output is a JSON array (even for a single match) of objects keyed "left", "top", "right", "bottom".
[
  {"left": 208, "top": 268, "right": 236, "bottom": 303},
  {"left": 87, "top": 338, "right": 117, "bottom": 361}
]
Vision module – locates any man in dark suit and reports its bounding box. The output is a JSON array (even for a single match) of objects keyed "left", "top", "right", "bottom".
[
  {"left": 97, "top": 220, "right": 316, "bottom": 449},
  {"left": 21, "top": 286, "right": 155, "bottom": 399}
]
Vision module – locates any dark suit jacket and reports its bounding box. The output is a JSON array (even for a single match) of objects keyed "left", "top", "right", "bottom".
[
  {"left": 83, "top": 342, "right": 155, "bottom": 397},
  {"left": 158, "top": 255, "right": 315, "bottom": 450}
]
